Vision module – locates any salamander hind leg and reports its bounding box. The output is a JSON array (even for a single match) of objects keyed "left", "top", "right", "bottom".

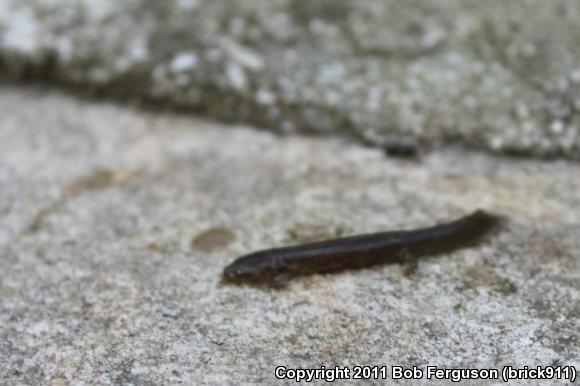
[{"left": 400, "top": 247, "right": 418, "bottom": 276}]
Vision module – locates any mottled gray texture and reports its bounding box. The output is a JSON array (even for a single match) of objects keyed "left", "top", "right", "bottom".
[
  {"left": 0, "top": 0, "right": 580, "bottom": 159},
  {"left": 0, "top": 86, "right": 578, "bottom": 385}
]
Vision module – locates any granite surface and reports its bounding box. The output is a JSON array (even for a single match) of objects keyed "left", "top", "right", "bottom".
[
  {"left": 0, "top": 0, "right": 579, "bottom": 159},
  {"left": 0, "top": 85, "right": 578, "bottom": 385},
  {"left": 1, "top": 1, "right": 579, "bottom": 384}
]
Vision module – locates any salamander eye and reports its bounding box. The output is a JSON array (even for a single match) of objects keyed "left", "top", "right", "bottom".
[
  {"left": 227, "top": 267, "right": 242, "bottom": 276},
  {"left": 224, "top": 266, "right": 242, "bottom": 278}
]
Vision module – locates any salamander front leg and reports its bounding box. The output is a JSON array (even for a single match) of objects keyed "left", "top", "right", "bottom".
[{"left": 268, "top": 271, "right": 292, "bottom": 289}]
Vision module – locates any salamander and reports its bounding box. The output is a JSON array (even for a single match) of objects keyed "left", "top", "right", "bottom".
[{"left": 222, "top": 210, "right": 504, "bottom": 287}]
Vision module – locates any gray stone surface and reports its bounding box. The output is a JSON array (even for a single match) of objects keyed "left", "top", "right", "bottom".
[
  {"left": 0, "top": 85, "right": 579, "bottom": 384},
  {"left": 1, "top": 0, "right": 580, "bottom": 159}
]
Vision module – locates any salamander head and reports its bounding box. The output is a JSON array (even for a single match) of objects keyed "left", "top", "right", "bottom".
[{"left": 222, "top": 251, "right": 289, "bottom": 286}]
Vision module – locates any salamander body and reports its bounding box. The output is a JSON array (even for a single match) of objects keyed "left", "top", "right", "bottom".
[{"left": 222, "top": 210, "right": 503, "bottom": 287}]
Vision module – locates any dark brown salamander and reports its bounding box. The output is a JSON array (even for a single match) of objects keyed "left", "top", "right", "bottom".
[{"left": 222, "top": 210, "right": 503, "bottom": 287}]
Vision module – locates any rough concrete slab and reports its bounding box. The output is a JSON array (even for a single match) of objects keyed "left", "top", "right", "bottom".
[
  {"left": 0, "top": 0, "right": 579, "bottom": 159},
  {"left": 0, "top": 85, "right": 578, "bottom": 384}
]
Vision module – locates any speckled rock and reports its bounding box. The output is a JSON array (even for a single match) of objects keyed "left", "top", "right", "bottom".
[
  {"left": 0, "top": 0, "right": 579, "bottom": 159},
  {"left": 0, "top": 85, "right": 578, "bottom": 385}
]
